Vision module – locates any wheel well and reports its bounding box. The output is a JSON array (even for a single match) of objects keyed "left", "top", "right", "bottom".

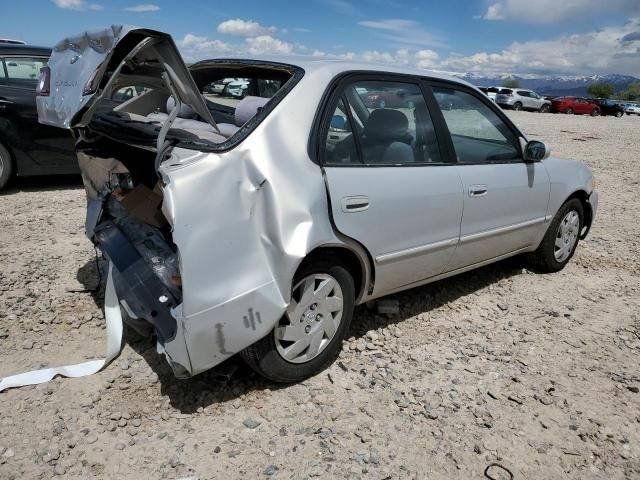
[
  {"left": 567, "top": 190, "right": 592, "bottom": 231},
  {"left": 298, "top": 246, "right": 366, "bottom": 301}
]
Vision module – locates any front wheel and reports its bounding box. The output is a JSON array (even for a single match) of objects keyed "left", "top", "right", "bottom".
[
  {"left": 539, "top": 104, "right": 550, "bottom": 113},
  {"left": 615, "top": 111, "right": 623, "bottom": 118},
  {"left": 566, "top": 107, "right": 574, "bottom": 115},
  {"left": 526, "top": 198, "right": 583, "bottom": 273},
  {"left": 513, "top": 102, "right": 522, "bottom": 111},
  {"left": 591, "top": 108, "right": 600, "bottom": 117},
  {"left": 241, "top": 261, "right": 355, "bottom": 383}
]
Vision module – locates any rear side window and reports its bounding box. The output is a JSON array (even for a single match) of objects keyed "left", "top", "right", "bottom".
[
  {"left": 4, "top": 57, "right": 47, "bottom": 88},
  {"left": 516, "top": 90, "right": 529, "bottom": 96},
  {"left": 323, "top": 80, "right": 442, "bottom": 166},
  {"left": 433, "top": 86, "right": 521, "bottom": 164}
]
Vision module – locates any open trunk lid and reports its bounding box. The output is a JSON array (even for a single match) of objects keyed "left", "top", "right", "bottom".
[{"left": 37, "top": 25, "right": 216, "bottom": 130}]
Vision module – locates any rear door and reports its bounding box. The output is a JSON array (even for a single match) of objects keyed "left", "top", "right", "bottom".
[
  {"left": 429, "top": 83, "right": 550, "bottom": 270},
  {"left": 320, "top": 75, "right": 463, "bottom": 295},
  {"left": 0, "top": 55, "right": 77, "bottom": 174}
]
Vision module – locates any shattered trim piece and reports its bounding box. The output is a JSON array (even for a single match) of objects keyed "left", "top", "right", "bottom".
[{"left": 0, "top": 264, "right": 123, "bottom": 393}]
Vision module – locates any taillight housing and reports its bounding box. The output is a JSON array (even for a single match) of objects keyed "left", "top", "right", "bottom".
[
  {"left": 82, "top": 63, "right": 103, "bottom": 96},
  {"left": 36, "top": 66, "right": 50, "bottom": 97}
]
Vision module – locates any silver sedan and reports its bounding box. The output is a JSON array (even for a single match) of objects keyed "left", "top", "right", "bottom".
[{"left": 37, "top": 26, "right": 598, "bottom": 383}]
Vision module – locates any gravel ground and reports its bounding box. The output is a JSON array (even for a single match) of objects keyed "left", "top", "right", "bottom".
[{"left": 1, "top": 111, "right": 639, "bottom": 479}]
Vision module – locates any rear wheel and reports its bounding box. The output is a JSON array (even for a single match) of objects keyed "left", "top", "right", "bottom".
[
  {"left": 566, "top": 107, "right": 574, "bottom": 115},
  {"left": 526, "top": 198, "right": 583, "bottom": 273},
  {"left": 513, "top": 102, "right": 522, "bottom": 111},
  {"left": 615, "top": 111, "right": 623, "bottom": 118},
  {"left": 591, "top": 108, "right": 600, "bottom": 117},
  {"left": 241, "top": 261, "right": 355, "bottom": 383},
  {"left": 0, "top": 142, "right": 14, "bottom": 191}
]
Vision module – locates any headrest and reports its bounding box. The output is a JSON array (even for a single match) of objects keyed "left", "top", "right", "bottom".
[
  {"left": 363, "top": 109, "right": 409, "bottom": 142},
  {"left": 166, "top": 96, "right": 196, "bottom": 119},
  {"left": 234, "top": 96, "right": 269, "bottom": 126}
]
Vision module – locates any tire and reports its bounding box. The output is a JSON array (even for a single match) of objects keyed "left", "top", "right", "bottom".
[
  {"left": 526, "top": 198, "right": 584, "bottom": 273},
  {"left": 566, "top": 108, "right": 574, "bottom": 115},
  {"left": 378, "top": 99, "right": 386, "bottom": 109},
  {"left": 615, "top": 111, "right": 623, "bottom": 118},
  {"left": 0, "top": 142, "right": 14, "bottom": 191},
  {"left": 513, "top": 102, "right": 522, "bottom": 111},
  {"left": 539, "top": 104, "right": 550, "bottom": 113},
  {"left": 240, "top": 260, "right": 355, "bottom": 383},
  {"left": 591, "top": 108, "right": 600, "bottom": 117}
]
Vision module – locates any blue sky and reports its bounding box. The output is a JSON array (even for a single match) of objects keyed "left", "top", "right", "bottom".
[{"left": 2, "top": 0, "right": 640, "bottom": 76}]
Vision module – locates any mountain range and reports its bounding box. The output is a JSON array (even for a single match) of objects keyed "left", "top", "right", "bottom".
[{"left": 453, "top": 73, "right": 639, "bottom": 96}]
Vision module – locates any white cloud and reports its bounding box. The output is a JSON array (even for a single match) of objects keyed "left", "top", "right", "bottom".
[
  {"left": 415, "top": 49, "right": 439, "bottom": 68},
  {"left": 179, "top": 34, "right": 232, "bottom": 61},
  {"left": 124, "top": 4, "right": 160, "bottom": 12},
  {"left": 358, "top": 18, "right": 445, "bottom": 48},
  {"left": 246, "top": 35, "right": 293, "bottom": 55},
  {"left": 438, "top": 17, "right": 640, "bottom": 76},
  {"left": 217, "top": 19, "right": 278, "bottom": 37},
  {"left": 52, "top": 0, "right": 103, "bottom": 10},
  {"left": 478, "top": 0, "right": 640, "bottom": 23}
]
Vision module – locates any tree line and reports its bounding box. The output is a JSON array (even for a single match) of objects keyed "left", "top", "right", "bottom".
[{"left": 500, "top": 79, "right": 640, "bottom": 101}]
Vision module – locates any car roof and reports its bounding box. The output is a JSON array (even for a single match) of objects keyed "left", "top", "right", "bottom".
[
  {"left": 194, "top": 55, "right": 475, "bottom": 89},
  {"left": 0, "top": 44, "right": 51, "bottom": 56}
]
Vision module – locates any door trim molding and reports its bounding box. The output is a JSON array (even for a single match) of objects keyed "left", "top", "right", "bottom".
[
  {"left": 375, "top": 237, "right": 458, "bottom": 265},
  {"left": 459, "top": 216, "right": 546, "bottom": 244}
]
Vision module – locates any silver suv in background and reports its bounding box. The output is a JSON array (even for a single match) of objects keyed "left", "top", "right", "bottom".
[{"left": 496, "top": 89, "right": 551, "bottom": 112}]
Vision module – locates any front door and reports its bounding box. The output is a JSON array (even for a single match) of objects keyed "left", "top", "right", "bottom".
[
  {"left": 320, "top": 77, "right": 463, "bottom": 295},
  {"left": 430, "top": 85, "right": 550, "bottom": 270}
]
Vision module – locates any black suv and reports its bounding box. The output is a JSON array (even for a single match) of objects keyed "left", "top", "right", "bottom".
[
  {"left": 590, "top": 98, "right": 625, "bottom": 117},
  {"left": 0, "top": 44, "right": 78, "bottom": 190}
]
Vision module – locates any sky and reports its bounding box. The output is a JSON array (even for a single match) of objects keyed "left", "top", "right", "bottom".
[{"left": 2, "top": 0, "right": 640, "bottom": 77}]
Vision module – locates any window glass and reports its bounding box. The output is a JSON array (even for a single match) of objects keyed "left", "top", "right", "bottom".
[
  {"left": 4, "top": 57, "right": 47, "bottom": 87},
  {"left": 324, "top": 80, "right": 441, "bottom": 165},
  {"left": 517, "top": 90, "right": 529, "bottom": 97},
  {"left": 0, "top": 60, "right": 5, "bottom": 80},
  {"left": 433, "top": 86, "right": 521, "bottom": 163}
]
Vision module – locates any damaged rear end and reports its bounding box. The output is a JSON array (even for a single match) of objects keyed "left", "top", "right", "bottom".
[{"left": 37, "top": 25, "right": 308, "bottom": 378}]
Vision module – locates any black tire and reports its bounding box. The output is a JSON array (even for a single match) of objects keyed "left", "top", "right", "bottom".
[
  {"left": 566, "top": 107, "right": 574, "bottom": 115},
  {"left": 526, "top": 198, "right": 584, "bottom": 273},
  {"left": 0, "top": 142, "right": 13, "bottom": 191},
  {"left": 615, "top": 111, "right": 623, "bottom": 118},
  {"left": 240, "top": 261, "right": 355, "bottom": 383},
  {"left": 513, "top": 102, "right": 522, "bottom": 111},
  {"left": 591, "top": 108, "right": 600, "bottom": 117},
  {"left": 539, "top": 104, "right": 550, "bottom": 113}
]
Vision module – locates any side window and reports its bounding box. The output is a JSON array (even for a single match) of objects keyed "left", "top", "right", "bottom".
[
  {"left": 4, "top": 57, "right": 47, "bottom": 88},
  {"left": 517, "top": 90, "right": 529, "bottom": 97},
  {"left": 0, "top": 59, "right": 6, "bottom": 83},
  {"left": 433, "top": 86, "right": 521, "bottom": 163},
  {"left": 323, "top": 80, "right": 442, "bottom": 165}
]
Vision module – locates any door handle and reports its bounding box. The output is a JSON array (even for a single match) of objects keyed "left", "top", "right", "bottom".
[
  {"left": 468, "top": 184, "right": 488, "bottom": 197},
  {"left": 341, "top": 195, "right": 369, "bottom": 212}
]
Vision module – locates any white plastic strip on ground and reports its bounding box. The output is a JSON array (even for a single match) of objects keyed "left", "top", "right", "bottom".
[{"left": 0, "top": 263, "right": 123, "bottom": 393}]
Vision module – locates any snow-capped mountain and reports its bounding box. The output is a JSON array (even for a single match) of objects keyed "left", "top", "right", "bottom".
[{"left": 453, "top": 73, "right": 639, "bottom": 96}]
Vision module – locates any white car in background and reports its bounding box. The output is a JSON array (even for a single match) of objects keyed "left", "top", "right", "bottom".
[
  {"left": 624, "top": 103, "right": 639, "bottom": 115},
  {"left": 223, "top": 80, "right": 250, "bottom": 98}
]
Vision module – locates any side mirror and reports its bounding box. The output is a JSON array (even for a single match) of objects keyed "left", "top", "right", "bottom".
[{"left": 524, "top": 140, "right": 550, "bottom": 162}]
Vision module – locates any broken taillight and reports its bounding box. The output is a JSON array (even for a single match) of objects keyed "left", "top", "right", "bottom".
[
  {"left": 82, "top": 63, "right": 103, "bottom": 96},
  {"left": 36, "top": 66, "right": 50, "bottom": 97}
]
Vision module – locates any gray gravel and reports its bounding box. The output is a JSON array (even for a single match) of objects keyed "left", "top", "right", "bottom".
[{"left": 1, "top": 112, "right": 639, "bottom": 479}]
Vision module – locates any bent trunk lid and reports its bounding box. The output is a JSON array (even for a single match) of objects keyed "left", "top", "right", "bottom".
[{"left": 37, "top": 25, "right": 216, "bottom": 130}]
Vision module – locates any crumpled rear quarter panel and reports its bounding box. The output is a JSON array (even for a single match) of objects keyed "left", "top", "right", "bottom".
[{"left": 159, "top": 71, "right": 344, "bottom": 375}]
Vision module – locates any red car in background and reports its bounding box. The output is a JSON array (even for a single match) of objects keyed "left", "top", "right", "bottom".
[{"left": 550, "top": 96, "right": 600, "bottom": 116}]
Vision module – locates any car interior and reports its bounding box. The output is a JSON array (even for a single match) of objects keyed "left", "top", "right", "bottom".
[{"left": 93, "top": 60, "right": 297, "bottom": 146}]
